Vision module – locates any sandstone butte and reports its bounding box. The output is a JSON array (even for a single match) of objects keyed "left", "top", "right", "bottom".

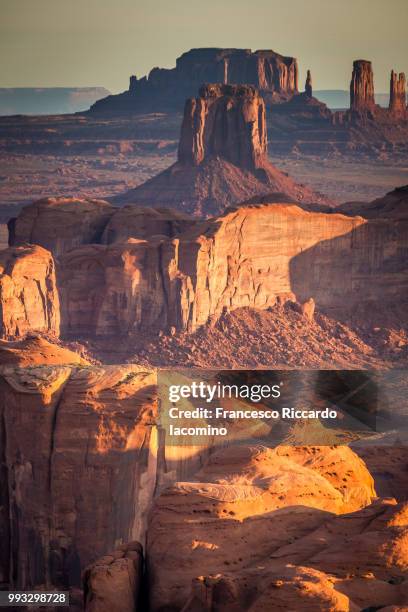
[
  {"left": 2, "top": 363, "right": 407, "bottom": 612},
  {"left": 3, "top": 190, "right": 408, "bottom": 342},
  {"left": 113, "top": 83, "right": 330, "bottom": 215},
  {"left": 89, "top": 48, "right": 299, "bottom": 114},
  {"left": 85, "top": 51, "right": 408, "bottom": 163}
]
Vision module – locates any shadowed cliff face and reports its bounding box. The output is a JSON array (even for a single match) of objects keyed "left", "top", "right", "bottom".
[
  {"left": 0, "top": 366, "right": 158, "bottom": 591},
  {"left": 289, "top": 213, "right": 408, "bottom": 324},
  {"left": 89, "top": 47, "right": 298, "bottom": 114}
]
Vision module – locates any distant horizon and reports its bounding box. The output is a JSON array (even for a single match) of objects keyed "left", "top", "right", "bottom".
[
  {"left": 0, "top": 85, "right": 394, "bottom": 94},
  {"left": 1, "top": 0, "right": 407, "bottom": 93}
]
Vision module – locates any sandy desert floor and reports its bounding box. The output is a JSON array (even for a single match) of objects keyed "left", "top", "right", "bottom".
[{"left": 1, "top": 112, "right": 407, "bottom": 219}]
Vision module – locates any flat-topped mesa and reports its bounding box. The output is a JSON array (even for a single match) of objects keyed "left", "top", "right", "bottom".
[
  {"left": 178, "top": 84, "right": 267, "bottom": 170},
  {"left": 389, "top": 70, "right": 407, "bottom": 116},
  {"left": 89, "top": 48, "right": 298, "bottom": 113},
  {"left": 350, "top": 60, "right": 375, "bottom": 112},
  {"left": 305, "top": 70, "right": 313, "bottom": 97}
]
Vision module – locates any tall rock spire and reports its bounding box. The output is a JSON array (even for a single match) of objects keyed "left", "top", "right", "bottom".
[
  {"left": 305, "top": 70, "right": 312, "bottom": 97},
  {"left": 389, "top": 70, "right": 406, "bottom": 116},
  {"left": 350, "top": 60, "right": 375, "bottom": 112}
]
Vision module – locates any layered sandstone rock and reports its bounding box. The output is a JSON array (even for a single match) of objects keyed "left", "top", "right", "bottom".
[
  {"left": 178, "top": 498, "right": 408, "bottom": 611},
  {"left": 0, "top": 365, "right": 157, "bottom": 592},
  {"left": 350, "top": 60, "right": 375, "bottom": 112},
  {"left": 27, "top": 201, "right": 405, "bottom": 339},
  {"left": 116, "top": 86, "right": 329, "bottom": 215},
  {"left": 169, "top": 203, "right": 407, "bottom": 331},
  {"left": 147, "top": 443, "right": 377, "bottom": 610},
  {"left": 389, "top": 70, "right": 407, "bottom": 116},
  {"left": 83, "top": 541, "right": 143, "bottom": 612},
  {"left": 1, "top": 363, "right": 406, "bottom": 609},
  {"left": 10, "top": 197, "right": 114, "bottom": 257},
  {"left": 338, "top": 185, "right": 408, "bottom": 219},
  {"left": 0, "top": 244, "right": 60, "bottom": 338},
  {"left": 4, "top": 195, "right": 407, "bottom": 342},
  {"left": 178, "top": 84, "right": 267, "bottom": 170},
  {"left": 101, "top": 206, "right": 195, "bottom": 244},
  {"left": 89, "top": 48, "right": 298, "bottom": 114},
  {"left": 0, "top": 336, "right": 89, "bottom": 366},
  {"left": 59, "top": 239, "right": 177, "bottom": 337}
]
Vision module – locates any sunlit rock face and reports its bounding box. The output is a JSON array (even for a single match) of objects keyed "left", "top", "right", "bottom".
[
  {"left": 146, "top": 444, "right": 382, "bottom": 611},
  {"left": 3, "top": 198, "right": 407, "bottom": 339},
  {"left": 0, "top": 244, "right": 60, "bottom": 339},
  {"left": 9, "top": 197, "right": 114, "bottom": 257},
  {"left": 1, "top": 363, "right": 407, "bottom": 612}
]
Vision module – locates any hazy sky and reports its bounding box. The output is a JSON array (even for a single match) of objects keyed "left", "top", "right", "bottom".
[{"left": 1, "top": 0, "right": 407, "bottom": 93}]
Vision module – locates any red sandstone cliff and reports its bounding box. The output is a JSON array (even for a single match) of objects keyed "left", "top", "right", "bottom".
[
  {"left": 178, "top": 84, "right": 267, "bottom": 170},
  {"left": 3, "top": 193, "right": 407, "bottom": 341},
  {"left": 350, "top": 60, "right": 376, "bottom": 113},
  {"left": 0, "top": 244, "right": 60, "bottom": 338},
  {"left": 0, "top": 365, "right": 157, "bottom": 595},
  {"left": 389, "top": 70, "right": 407, "bottom": 117}
]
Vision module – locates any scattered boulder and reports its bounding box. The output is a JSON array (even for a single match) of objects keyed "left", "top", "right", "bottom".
[
  {"left": 301, "top": 297, "right": 315, "bottom": 321},
  {"left": 83, "top": 542, "right": 143, "bottom": 612}
]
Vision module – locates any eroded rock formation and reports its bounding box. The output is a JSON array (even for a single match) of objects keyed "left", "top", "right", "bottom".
[
  {"left": 59, "top": 239, "right": 177, "bottom": 337},
  {"left": 146, "top": 444, "right": 382, "bottom": 610},
  {"left": 10, "top": 197, "right": 114, "bottom": 256},
  {"left": 1, "top": 363, "right": 407, "bottom": 609},
  {"left": 305, "top": 69, "right": 312, "bottom": 97},
  {"left": 389, "top": 70, "right": 407, "bottom": 116},
  {"left": 3, "top": 195, "right": 408, "bottom": 340},
  {"left": 101, "top": 206, "right": 195, "bottom": 243},
  {"left": 89, "top": 48, "right": 299, "bottom": 114},
  {"left": 178, "top": 84, "right": 267, "bottom": 170},
  {"left": 0, "top": 365, "right": 157, "bottom": 592},
  {"left": 0, "top": 244, "right": 60, "bottom": 338},
  {"left": 175, "top": 498, "right": 408, "bottom": 611},
  {"left": 83, "top": 541, "right": 143, "bottom": 612},
  {"left": 116, "top": 85, "right": 329, "bottom": 214},
  {"left": 350, "top": 60, "right": 375, "bottom": 112},
  {"left": 0, "top": 336, "right": 89, "bottom": 366}
]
